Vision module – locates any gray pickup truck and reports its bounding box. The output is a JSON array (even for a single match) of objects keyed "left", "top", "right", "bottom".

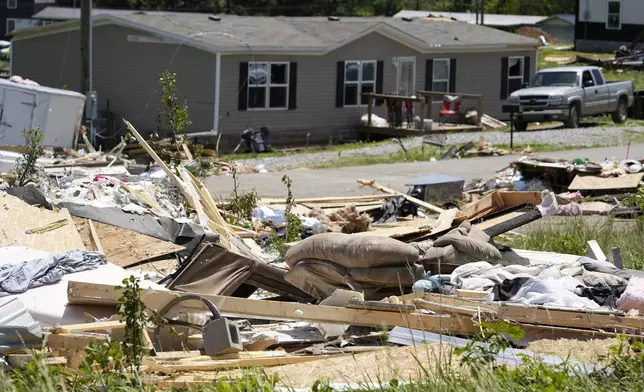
[{"left": 507, "top": 66, "right": 633, "bottom": 130}]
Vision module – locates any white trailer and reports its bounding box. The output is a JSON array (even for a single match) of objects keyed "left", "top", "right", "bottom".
[{"left": 0, "top": 78, "right": 85, "bottom": 148}]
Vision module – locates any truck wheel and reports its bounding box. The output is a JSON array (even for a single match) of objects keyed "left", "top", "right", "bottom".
[
  {"left": 513, "top": 120, "right": 528, "bottom": 131},
  {"left": 564, "top": 104, "right": 580, "bottom": 129},
  {"left": 611, "top": 98, "right": 628, "bottom": 124}
]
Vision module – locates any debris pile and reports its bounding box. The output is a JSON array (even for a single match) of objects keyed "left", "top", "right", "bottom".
[{"left": 0, "top": 118, "right": 643, "bottom": 389}]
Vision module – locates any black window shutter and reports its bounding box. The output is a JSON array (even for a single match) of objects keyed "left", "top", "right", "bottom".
[
  {"left": 238, "top": 61, "right": 248, "bottom": 111},
  {"left": 288, "top": 62, "right": 297, "bottom": 110},
  {"left": 335, "top": 61, "right": 344, "bottom": 108},
  {"left": 523, "top": 56, "right": 531, "bottom": 84},
  {"left": 500, "top": 57, "right": 509, "bottom": 99},
  {"left": 425, "top": 59, "right": 433, "bottom": 91},
  {"left": 449, "top": 58, "right": 457, "bottom": 93},
  {"left": 375, "top": 60, "right": 384, "bottom": 106}
]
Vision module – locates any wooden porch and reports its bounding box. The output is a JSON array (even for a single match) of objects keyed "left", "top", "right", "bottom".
[{"left": 361, "top": 91, "right": 484, "bottom": 139}]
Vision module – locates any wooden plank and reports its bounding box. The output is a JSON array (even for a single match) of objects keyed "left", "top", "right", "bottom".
[
  {"left": 569, "top": 173, "right": 644, "bottom": 191},
  {"left": 67, "top": 281, "right": 479, "bottom": 335},
  {"left": 182, "top": 144, "right": 194, "bottom": 162},
  {"left": 347, "top": 299, "right": 416, "bottom": 313},
  {"left": 73, "top": 218, "right": 185, "bottom": 267},
  {"left": 357, "top": 179, "right": 444, "bottom": 214},
  {"left": 587, "top": 240, "right": 607, "bottom": 261},
  {"left": 46, "top": 332, "right": 109, "bottom": 351},
  {"left": 407, "top": 293, "right": 644, "bottom": 332},
  {"left": 87, "top": 219, "right": 103, "bottom": 254},
  {"left": 143, "top": 354, "right": 340, "bottom": 373},
  {"left": 52, "top": 320, "right": 124, "bottom": 334},
  {"left": 0, "top": 193, "right": 85, "bottom": 253}
]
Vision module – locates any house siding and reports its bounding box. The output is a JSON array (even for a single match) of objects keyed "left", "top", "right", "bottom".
[
  {"left": 221, "top": 31, "right": 536, "bottom": 146},
  {"left": 12, "top": 24, "right": 216, "bottom": 139}
]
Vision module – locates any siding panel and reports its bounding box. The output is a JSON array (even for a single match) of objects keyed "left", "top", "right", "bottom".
[{"left": 13, "top": 25, "right": 216, "bottom": 140}]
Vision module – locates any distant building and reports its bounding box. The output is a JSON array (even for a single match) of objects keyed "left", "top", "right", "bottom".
[
  {"left": 2, "top": 0, "right": 55, "bottom": 41},
  {"left": 575, "top": 0, "right": 642, "bottom": 53},
  {"left": 394, "top": 10, "right": 575, "bottom": 43}
]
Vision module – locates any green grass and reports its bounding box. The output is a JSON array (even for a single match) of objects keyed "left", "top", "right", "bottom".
[
  {"left": 4, "top": 328, "right": 644, "bottom": 392},
  {"left": 502, "top": 217, "right": 644, "bottom": 270}
]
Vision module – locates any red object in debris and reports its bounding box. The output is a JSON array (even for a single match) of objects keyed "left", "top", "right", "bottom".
[{"left": 439, "top": 95, "right": 462, "bottom": 124}]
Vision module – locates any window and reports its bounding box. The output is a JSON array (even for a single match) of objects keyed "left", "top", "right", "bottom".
[
  {"left": 507, "top": 56, "right": 524, "bottom": 95},
  {"left": 7, "top": 0, "right": 16, "bottom": 9},
  {"left": 582, "top": 70, "right": 595, "bottom": 87},
  {"left": 432, "top": 59, "right": 450, "bottom": 101},
  {"left": 247, "top": 62, "right": 289, "bottom": 109},
  {"left": 343, "top": 60, "right": 376, "bottom": 106},
  {"left": 6, "top": 18, "right": 15, "bottom": 34},
  {"left": 591, "top": 69, "right": 605, "bottom": 85},
  {"left": 607, "top": 0, "right": 621, "bottom": 30}
]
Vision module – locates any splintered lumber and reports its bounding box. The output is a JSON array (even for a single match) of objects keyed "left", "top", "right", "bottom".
[
  {"left": 52, "top": 320, "right": 124, "bottom": 334},
  {"left": 357, "top": 179, "right": 444, "bottom": 214},
  {"left": 74, "top": 218, "right": 185, "bottom": 267},
  {"left": 124, "top": 120, "right": 242, "bottom": 254},
  {"left": 143, "top": 354, "right": 340, "bottom": 374},
  {"left": 25, "top": 219, "right": 69, "bottom": 234},
  {"left": 67, "top": 281, "right": 479, "bottom": 335},
  {"left": 257, "top": 195, "right": 392, "bottom": 206},
  {"left": 86, "top": 219, "right": 103, "bottom": 254},
  {"left": 0, "top": 193, "right": 85, "bottom": 252},
  {"left": 403, "top": 292, "right": 644, "bottom": 332}
]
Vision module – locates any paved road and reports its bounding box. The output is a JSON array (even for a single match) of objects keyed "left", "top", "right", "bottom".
[{"left": 205, "top": 144, "right": 644, "bottom": 198}]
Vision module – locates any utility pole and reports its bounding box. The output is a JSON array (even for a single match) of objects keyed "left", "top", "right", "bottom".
[
  {"left": 80, "top": 0, "right": 95, "bottom": 147},
  {"left": 474, "top": 0, "right": 479, "bottom": 24},
  {"left": 480, "top": 0, "right": 485, "bottom": 25},
  {"left": 80, "top": 0, "right": 89, "bottom": 96}
]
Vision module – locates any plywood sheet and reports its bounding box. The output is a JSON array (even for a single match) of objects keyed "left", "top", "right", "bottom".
[
  {"left": 74, "top": 217, "right": 184, "bottom": 267},
  {"left": 569, "top": 173, "right": 644, "bottom": 191},
  {"left": 0, "top": 193, "right": 85, "bottom": 252}
]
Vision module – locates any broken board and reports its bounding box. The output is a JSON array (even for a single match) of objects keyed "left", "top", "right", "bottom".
[
  {"left": 0, "top": 193, "right": 85, "bottom": 252},
  {"left": 569, "top": 173, "right": 644, "bottom": 191},
  {"left": 74, "top": 217, "right": 185, "bottom": 267}
]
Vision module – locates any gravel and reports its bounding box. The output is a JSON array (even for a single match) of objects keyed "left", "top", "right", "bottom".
[{"left": 236, "top": 126, "right": 644, "bottom": 171}]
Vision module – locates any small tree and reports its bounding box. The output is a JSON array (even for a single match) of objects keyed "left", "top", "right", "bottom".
[
  {"left": 156, "top": 71, "right": 192, "bottom": 167},
  {"left": 12, "top": 126, "right": 44, "bottom": 187}
]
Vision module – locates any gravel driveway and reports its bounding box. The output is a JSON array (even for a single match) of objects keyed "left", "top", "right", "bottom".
[{"left": 236, "top": 126, "right": 644, "bottom": 171}]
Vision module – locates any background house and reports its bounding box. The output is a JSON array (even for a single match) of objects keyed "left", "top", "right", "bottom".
[
  {"left": 1, "top": 0, "right": 55, "bottom": 40},
  {"left": 12, "top": 13, "right": 538, "bottom": 149},
  {"left": 394, "top": 10, "right": 575, "bottom": 43},
  {"left": 575, "top": 0, "right": 641, "bottom": 53}
]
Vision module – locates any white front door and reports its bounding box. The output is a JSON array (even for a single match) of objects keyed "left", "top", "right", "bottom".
[{"left": 396, "top": 57, "right": 416, "bottom": 96}]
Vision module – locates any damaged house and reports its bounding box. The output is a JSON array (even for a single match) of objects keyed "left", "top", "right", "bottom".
[{"left": 12, "top": 10, "right": 538, "bottom": 148}]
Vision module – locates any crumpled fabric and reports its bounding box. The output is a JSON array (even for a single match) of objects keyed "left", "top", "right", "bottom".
[
  {"left": 0, "top": 250, "right": 107, "bottom": 296},
  {"left": 617, "top": 277, "right": 644, "bottom": 313},
  {"left": 507, "top": 276, "right": 600, "bottom": 309}
]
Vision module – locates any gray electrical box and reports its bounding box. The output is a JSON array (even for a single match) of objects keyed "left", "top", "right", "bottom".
[{"left": 85, "top": 91, "right": 97, "bottom": 119}]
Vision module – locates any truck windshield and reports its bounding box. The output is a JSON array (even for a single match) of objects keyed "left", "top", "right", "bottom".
[{"left": 530, "top": 72, "right": 579, "bottom": 87}]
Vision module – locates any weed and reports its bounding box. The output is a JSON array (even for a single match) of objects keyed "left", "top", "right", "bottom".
[
  {"left": 116, "top": 276, "right": 148, "bottom": 371},
  {"left": 11, "top": 126, "right": 44, "bottom": 187},
  {"left": 455, "top": 321, "right": 524, "bottom": 372},
  {"left": 227, "top": 167, "right": 259, "bottom": 226},
  {"left": 281, "top": 174, "right": 302, "bottom": 244},
  {"left": 154, "top": 71, "right": 192, "bottom": 168}
]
